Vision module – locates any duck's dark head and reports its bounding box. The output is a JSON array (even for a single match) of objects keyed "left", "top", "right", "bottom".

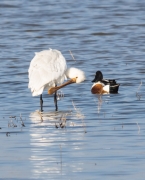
[{"left": 92, "top": 71, "right": 103, "bottom": 82}]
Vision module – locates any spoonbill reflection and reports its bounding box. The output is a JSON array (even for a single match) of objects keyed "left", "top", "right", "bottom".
[{"left": 28, "top": 49, "right": 85, "bottom": 111}]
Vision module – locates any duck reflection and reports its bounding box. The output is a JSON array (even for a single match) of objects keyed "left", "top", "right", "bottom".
[
  {"left": 94, "top": 95, "right": 103, "bottom": 114},
  {"left": 94, "top": 94, "right": 110, "bottom": 115}
]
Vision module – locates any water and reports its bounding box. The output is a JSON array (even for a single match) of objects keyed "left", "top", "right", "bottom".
[{"left": 0, "top": 0, "right": 145, "bottom": 179}]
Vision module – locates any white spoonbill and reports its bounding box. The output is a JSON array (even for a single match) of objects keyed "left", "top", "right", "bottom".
[{"left": 28, "top": 49, "right": 85, "bottom": 111}]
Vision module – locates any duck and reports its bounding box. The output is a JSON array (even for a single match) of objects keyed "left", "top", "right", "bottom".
[{"left": 91, "top": 71, "right": 120, "bottom": 94}]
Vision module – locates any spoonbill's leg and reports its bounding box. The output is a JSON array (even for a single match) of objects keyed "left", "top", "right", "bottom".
[
  {"left": 40, "top": 94, "right": 43, "bottom": 112},
  {"left": 54, "top": 85, "right": 58, "bottom": 111}
]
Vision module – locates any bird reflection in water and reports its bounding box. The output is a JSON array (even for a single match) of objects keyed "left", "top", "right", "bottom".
[
  {"left": 29, "top": 101, "right": 86, "bottom": 177},
  {"left": 29, "top": 108, "right": 86, "bottom": 178},
  {"left": 94, "top": 94, "right": 110, "bottom": 116},
  {"left": 30, "top": 101, "right": 85, "bottom": 130},
  {"left": 30, "top": 110, "right": 71, "bottom": 127},
  {"left": 94, "top": 95, "right": 103, "bottom": 115}
]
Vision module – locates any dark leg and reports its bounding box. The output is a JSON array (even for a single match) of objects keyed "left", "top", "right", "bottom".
[
  {"left": 40, "top": 94, "right": 43, "bottom": 112},
  {"left": 54, "top": 90, "right": 58, "bottom": 111}
]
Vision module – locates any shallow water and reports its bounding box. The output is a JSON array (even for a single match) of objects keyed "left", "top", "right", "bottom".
[{"left": 1, "top": 0, "right": 145, "bottom": 179}]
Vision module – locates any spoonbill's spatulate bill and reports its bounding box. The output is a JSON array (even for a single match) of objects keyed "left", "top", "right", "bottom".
[{"left": 28, "top": 49, "right": 85, "bottom": 111}]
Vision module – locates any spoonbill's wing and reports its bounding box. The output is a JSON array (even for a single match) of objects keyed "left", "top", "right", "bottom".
[{"left": 28, "top": 49, "right": 67, "bottom": 96}]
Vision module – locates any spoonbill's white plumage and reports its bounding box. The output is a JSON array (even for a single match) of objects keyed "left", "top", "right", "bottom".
[
  {"left": 28, "top": 49, "right": 85, "bottom": 111},
  {"left": 28, "top": 49, "right": 67, "bottom": 96}
]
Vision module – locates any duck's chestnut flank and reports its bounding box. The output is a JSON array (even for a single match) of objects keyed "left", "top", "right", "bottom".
[{"left": 91, "top": 83, "right": 108, "bottom": 94}]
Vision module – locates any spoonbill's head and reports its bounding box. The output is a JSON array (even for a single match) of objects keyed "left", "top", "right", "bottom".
[
  {"left": 48, "top": 67, "right": 85, "bottom": 95},
  {"left": 65, "top": 67, "right": 86, "bottom": 83}
]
